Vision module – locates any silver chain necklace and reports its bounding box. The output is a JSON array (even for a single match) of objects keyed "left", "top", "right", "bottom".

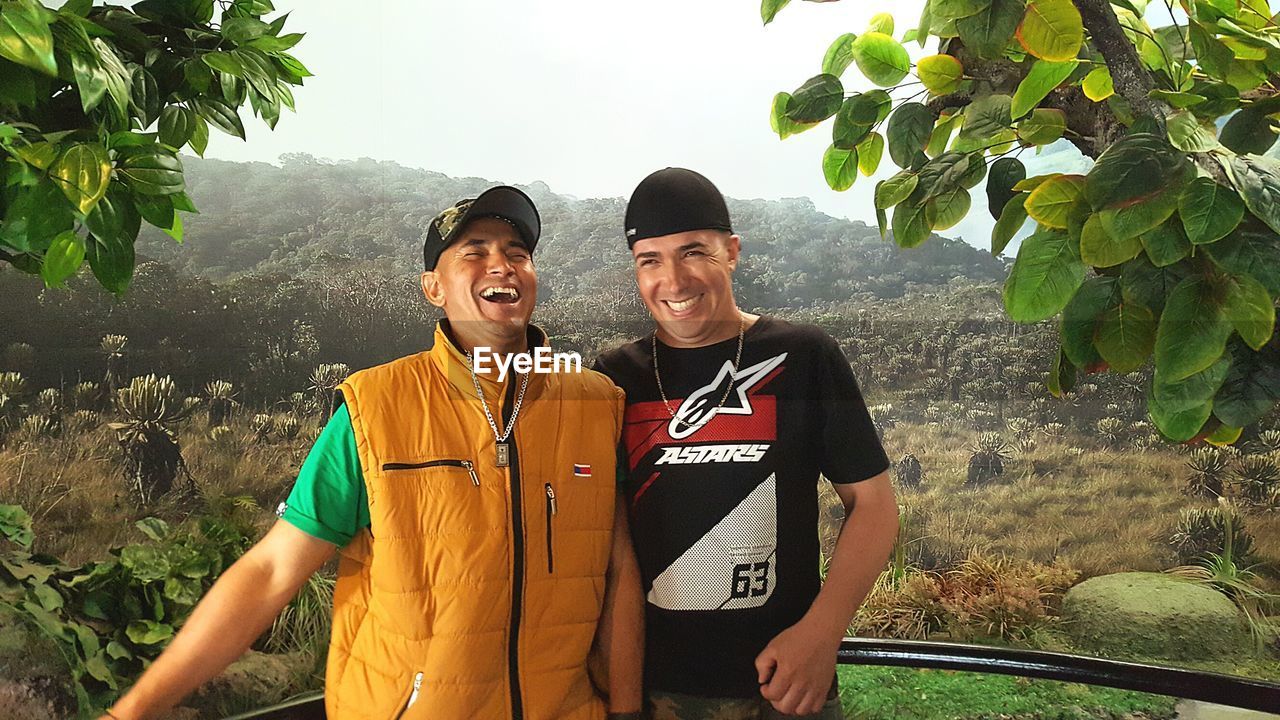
[
  {"left": 465, "top": 350, "right": 530, "bottom": 467},
  {"left": 653, "top": 314, "right": 745, "bottom": 431}
]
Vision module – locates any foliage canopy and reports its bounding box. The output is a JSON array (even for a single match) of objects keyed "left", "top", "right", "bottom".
[
  {"left": 0, "top": 0, "right": 307, "bottom": 294},
  {"left": 765, "top": 0, "right": 1280, "bottom": 442}
]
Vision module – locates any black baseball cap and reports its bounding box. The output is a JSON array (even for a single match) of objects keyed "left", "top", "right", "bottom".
[
  {"left": 624, "top": 167, "right": 732, "bottom": 247},
  {"left": 423, "top": 185, "right": 541, "bottom": 270}
]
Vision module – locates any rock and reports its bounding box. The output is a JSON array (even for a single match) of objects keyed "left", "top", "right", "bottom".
[{"left": 1061, "top": 572, "right": 1251, "bottom": 661}]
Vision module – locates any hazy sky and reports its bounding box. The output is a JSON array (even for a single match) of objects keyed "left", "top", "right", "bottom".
[{"left": 205, "top": 0, "right": 1087, "bottom": 251}]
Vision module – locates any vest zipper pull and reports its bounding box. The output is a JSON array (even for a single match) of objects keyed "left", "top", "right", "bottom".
[
  {"left": 545, "top": 482, "right": 557, "bottom": 515},
  {"left": 407, "top": 672, "right": 423, "bottom": 708},
  {"left": 462, "top": 460, "right": 478, "bottom": 486}
]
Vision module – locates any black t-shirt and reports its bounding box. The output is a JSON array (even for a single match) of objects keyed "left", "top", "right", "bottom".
[{"left": 593, "top": 316, "right": 889, "bottom": 698}]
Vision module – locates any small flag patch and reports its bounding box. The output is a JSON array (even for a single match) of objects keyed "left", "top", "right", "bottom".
[{"left": 573, "top": 464, "right": 592, "bottom": 477}]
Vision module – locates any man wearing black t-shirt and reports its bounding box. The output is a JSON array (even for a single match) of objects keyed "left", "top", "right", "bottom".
[{"left": 593, "top": 168, "right": 899, "bottom": 719}]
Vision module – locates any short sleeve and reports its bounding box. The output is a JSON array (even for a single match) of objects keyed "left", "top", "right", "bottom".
[
  {"left": 278, "top": 403, "right": 371, "bottom": 546},
  {"left": 816, "top": 337, "right": 890, "bottom": 484}
]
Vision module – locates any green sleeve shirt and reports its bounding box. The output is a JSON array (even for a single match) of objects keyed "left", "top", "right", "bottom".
[{"left": 277, "top": 403, "right": 371, "bottom": 547}]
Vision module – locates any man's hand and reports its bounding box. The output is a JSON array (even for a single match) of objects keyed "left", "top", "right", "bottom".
[{"left": 754, "top": 615, "right": 841, "bottom": 716}]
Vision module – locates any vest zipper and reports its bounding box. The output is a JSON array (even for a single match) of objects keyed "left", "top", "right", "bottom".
[
  {"left": 394, "top": 672, "right": 424, "bottom": 719},
  {"left": 544, "top": 482, "right": 557, "bottom": 573},
  {"left": 503, "top": 379, "right": 525, "bottom": 720},
  {"left": 381, "top": 459, "right": 479, "bottom": 486}
]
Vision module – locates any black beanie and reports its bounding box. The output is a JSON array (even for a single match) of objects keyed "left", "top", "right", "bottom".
[{"left": 624, "top": 168, "right": 732, "bottom": 247}]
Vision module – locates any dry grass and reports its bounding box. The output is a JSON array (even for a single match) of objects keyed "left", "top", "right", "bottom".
[
  {"left": 0, "top": 413, "right": 318, "bottom": 564},
  {"left": 825, "top": 421, "right": 1280, "bottom": 585}
]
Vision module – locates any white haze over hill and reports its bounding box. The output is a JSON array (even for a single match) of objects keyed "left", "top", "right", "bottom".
[{"left": 204, "top": 0, "right": 1107, "bottom": 255}]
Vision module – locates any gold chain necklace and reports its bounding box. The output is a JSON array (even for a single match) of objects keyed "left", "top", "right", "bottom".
[{"left": 653, "top": 314, "right": 745, "bottom": 431}]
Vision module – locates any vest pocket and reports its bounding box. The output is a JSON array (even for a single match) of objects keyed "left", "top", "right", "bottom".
[
  {"left": 544, "top": 481, "right": 558, "bottom": 573},
  {"left": 392, "top": 671, "right": 424, "bottom": 720},
  {"left": 382, "top": 459, "right": 478, "bottom": 486}
]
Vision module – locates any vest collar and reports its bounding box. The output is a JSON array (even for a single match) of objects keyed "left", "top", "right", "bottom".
[{"left": 428, "top": 319, "right": 551, "bottom": 398}]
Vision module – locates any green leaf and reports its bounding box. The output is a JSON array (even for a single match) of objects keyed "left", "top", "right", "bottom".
[
  {"left": 1011, "top": 59, "right": 1078, "bottom": 119},
  {"left": 85, "top": 225, "right": 135, "bottom": 295},
  {"left": 1148, "top": 384, "right": 1214, "bottom": 442},
  {"left": 191, "top": 97, "right": 246, "bottom": 139},
  {"left": 891, "top": 191, "right": 932, "bottom": 248},
  {"left": 1081, "top": 213, "right": 1143, "bottom": 267},
  {"left": 1220, "top": 108, "right": 1279, "bottom": 155},
  {"left": 1228, "top": 154, "right": 1280, "bottom": 237},
  {"left": 932, "top": 0, "right": 989, "bottom": 21},
  {"left": 1189, "top": 20, "right": 1234, "bottom": 79},
  {"left": 822, "top": 33, "right": 858, "bottom": 76},
  {"left": 927, "top": 112, "right": 960, "bottom": 157},
  {"left": 887, "top": 102, "right": 935, "bottom": 168},
  {"left": 0, "top": 2, "right": 57, "bottom": 76},
  {"left": 0, "top": 505, "right": 33, "bottom": 548},
  {"left": 119, "top": 151, "right": 184, "bottom": 196},
  {"left": 1205, "top": 226, "right": 1280, "bottom": 295},
  {"left": 1155, "top": 275, "right": 1234, "bottom": 382},
  {"left": 40, "top": 230, "right": 84, "bottom": 288},
  {"left": 130, "top": 66, "right": 159, "bottom": 129},
  {"left": 1096, "top": 302, "right": 1156, "bottom": 373},
  {"left": 1213, "top": 339, "right": 1280, "bottom": 428},
  {"left": 1151, "top": 90, "right": 1207, "bottom": 108},
  {"left": 1003, "top": 228, "right": 1086, "bottom": 322},
  {"left": 918, "top": 54, "right": 964, "bottom": 95},
  {"left": 125, "top": 620, "right": 174, "bottom": 646},
  {"left": 1025, "top": 174, "right": 1082, "bottom": 229},
  {"left": 987, "top": 157, "right": 1026, "bottom": 220},
  {"left": 170, "top": 191, "right": 199, "bottom": 214},
  {"left": 202, "top": 50, "right": 244, "bottom": 76},
  {"left": 1179, "top": 177, "right": 1244, "bottom": 246},
  {"left": 867, "top": 12, "right": 894, "bottom": 35},
  {"left": 926, "top": 187, "right": 971, "bottom": 230},
  {"left": 1141, "top": 217, "right": 1191, "bottom": 267},
  {"left": 1060, "top": 276, "right": 1119, "bottom": 367},
  {"left": 822, "top": 145, "right": 859, "bottom": 191},
  {"left": 1165, "top": 110, "right": 1221, "bottom": 152},
  {"left": 875, "top": 171, "right": 919, "bottom": 209},
  {"left": 1122, "top": 254, "right": 1189, "bottom": 316},
  {"left": 785, "top": 74, "right": 844, "bottom": 123},
  {"left": 11, "top": 141, "right": 57, "bottom": 171},
  {"left": 221, "top": 16, "right": 271, "bottom": 44},
  {"left": 134, "top": 517, "right": 169, "bottom": 542},
  {"left": 1016, "top": 108, "right": 1066, "bottom": 145},
  {"left": 852, "top": 32, "right": 911, "bottom": 87},
  {"left": 991, "top": 193, "right": 1029, "bottom": 255},
  {"left": 32, "top": 582, "right": 63, "bottom": 612},
  {"left": 1086, "top": 133, "right": 1188, "bottom": 209},
  {"left": 1224, "top": 271, "right": 1275, "bottom": 350},
  {"left": 761, "top": 0, "right": 791, "bottom": 24},
  {"left": 275, "top": 52, "right": 312, "bottom": 79},
  {"left": 50, "top": 143, "right": 110, "bottom": 215},
  {"left": 1153, "top": 356, "right": 1231, "bottom": 414},
  {"left": 1047, "top": 347, "right": 1077, "bottom": 397},
  {"left": 0, "top": 180, "right": 74, "bottom": 253},
  {"left": 772, "top": 92, "right": 815, "bottom": 140},
  {"left": 833, "top": 97, "right": 873, "bottom": 150},
  {"left": 1017, "top": 0, "right": 1083, "bottom": 62},
  {"left": 1082, "top": 66, "right": 1114, "bottom": 101},
  {"left": 158, "top": 106, "right": 195, "bottom": 149},
  {"left": 857, "top": 132, "right": 884, "bottom": 176},
  {"left": 188, "top": 115, "right": 209, "bottom": 157},
  {"left": 957, "top": 0, "right": 1026, "bottom": 59},
  {"left": 957, "top": 93, "right": 1012, "bottom": 147},
  {"left": 1099, "top": 185, "right": 1183, "bottom": 241},
  {"left": 134, "top": 193, "right": 175, "bottom": 232}
]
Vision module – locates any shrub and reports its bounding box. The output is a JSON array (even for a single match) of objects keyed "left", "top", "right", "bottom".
[
  {"left": 966, "top": 433, "right": 1010, "bottom": 486},
  {"left": 1168, "top": 505, "right": 1255, "bottom": 566}
]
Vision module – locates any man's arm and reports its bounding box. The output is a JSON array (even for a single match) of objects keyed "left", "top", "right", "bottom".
[
  {"left": 593, "top": 495, "right": 645, "bottom": 717},
  {"left": 755, "top": 471, "right": 898, "bottom": 716},
  {"left": 103, "top": 521, "right": 337, "bottom": 720}
]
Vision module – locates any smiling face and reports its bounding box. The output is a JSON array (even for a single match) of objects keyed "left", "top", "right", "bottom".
[
  {"left": 421, "top": 217, "right": 536, "bottom": 354},
  {"left": 631, "top": 229, "right": 742, "bottom": 348}
]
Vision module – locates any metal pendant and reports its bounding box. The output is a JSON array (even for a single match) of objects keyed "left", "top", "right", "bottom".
[{"left": 496, "top": 442, "right": 510, "bottom": 468}]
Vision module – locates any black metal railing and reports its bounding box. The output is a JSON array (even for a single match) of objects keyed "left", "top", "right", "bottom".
[{"left": 224, "top": 638, "right": 1280, "bottom": 719}]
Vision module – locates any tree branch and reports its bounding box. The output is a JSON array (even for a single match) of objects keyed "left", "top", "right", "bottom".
[{"left": 1073, "top": 0, "right": 1163, "bottom": 121}]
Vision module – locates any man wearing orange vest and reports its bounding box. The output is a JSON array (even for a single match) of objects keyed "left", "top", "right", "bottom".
[{"left": 104, "top": 186, "right": 645, "bottom": 720}]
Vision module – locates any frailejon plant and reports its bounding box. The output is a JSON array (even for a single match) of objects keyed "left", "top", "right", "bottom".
[
  {"left": 762, "top": 0, "right": 1280, "bottom": 443},
  {"left": 109, "top": 374, "right": 196, "bottom": 504},
  {"left": 0, "top": 0, "right": 308, "bottom": 293},
  {"left": 0, "top": 503, "right": 254, "bottom": 717}
]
